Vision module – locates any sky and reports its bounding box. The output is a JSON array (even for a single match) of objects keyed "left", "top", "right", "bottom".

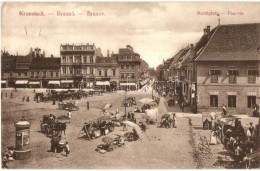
[{"left": 1, "top": 2, "right": 260, "bottom": 68}]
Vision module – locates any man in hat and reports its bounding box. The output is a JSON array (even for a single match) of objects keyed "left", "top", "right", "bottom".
[
  {"left": 64, "top": 141, "right": 70, "bottom": 157},
  {"left": 222, "top": 104, "right": 227, "bottom": 116},
  {"left": 87, "top": 101, "right": 90, "bottom": 110},
  {"left": 2, "top": 153, "right": 8, "bottom": 169}
]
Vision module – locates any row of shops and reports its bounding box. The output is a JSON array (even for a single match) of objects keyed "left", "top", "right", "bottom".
[{"left": 1, "top": 79, "right": 148, "bottom": 91}]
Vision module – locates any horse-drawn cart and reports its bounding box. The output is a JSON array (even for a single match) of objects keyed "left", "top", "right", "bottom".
[{"left": 58, "top": 101, "right": 79, "bottom": 111}]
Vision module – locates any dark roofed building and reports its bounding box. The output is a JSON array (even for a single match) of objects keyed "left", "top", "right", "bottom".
[
  {"left": 195, "top": 23, "right": 260, "bottom": 114},
  {"left": 29, "top": 57, "right": 61, "bottom": 88},
  {"left": 196, "top": 23, "right": 260, "bottom": 61}
]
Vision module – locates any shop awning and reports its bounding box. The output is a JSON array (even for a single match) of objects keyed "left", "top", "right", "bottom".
[
  {"left": 96, "top": 81, "right": 110, "bottom": 86},
  {"left": 1, "top": 80, "right": 7, "bottom": 84},
  {"left": 120, "top": 83, "right": 136, "bottom": 86},
  {"left": 61, "top": 80, "right": 74, "bottom": 83},
  {"left": 140, "top": 80, "right": 148, "bottom": 86},
  {"left": 48, "top": 81, "right": 60, "bottom": 85},
  {"left": 28, "top": 81, "right": 40, "bottom": 85},
  {"left": 15, "top": 80, "right": 28, "bottom": 85}
]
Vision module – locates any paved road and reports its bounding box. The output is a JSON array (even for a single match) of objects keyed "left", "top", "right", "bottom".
[{"left": 4, "top": 90, "right": 198, "bottom": 169}]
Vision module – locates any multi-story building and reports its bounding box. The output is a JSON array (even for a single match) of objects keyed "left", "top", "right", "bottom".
[
  {"left": 195, "top": 23, "right": 260, "bottom": 114},
  {"left": 60, "top": 44, "right": 97, "bottom": 88},
  {"left": 113, "top": 45, "right": 149, "bottom": 90},
  {"left": 30, "top": 56, "right": 60, "bottom": 88},
  {"left": 1, "top": 51, "right": 17, "bottom": 87},
  {"left": 95, "top": 55, "right": 119, "bottom": 91}
]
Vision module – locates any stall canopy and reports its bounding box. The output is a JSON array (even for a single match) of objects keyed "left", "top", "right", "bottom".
[
  {"left": 28, "top": 81, "right": 40, "bottom": 85},
  {"left": 96, "top": 81, "right": 110, "bottom": 86},
  {"left": 120, "top": 83, "right": 136, "bottom": 86},
  {"left": 140, "top": 80, "right": 148, "bottom": 86},
  {"left": 61, "top": 80, "right": 73, "bottom": 83},
  {"left": 48, "top": 80, "right": 60, "bottom": 85},
  {"left": 1, "top": 80, "right": 7, "bottom": 84},
  {"left": 15, "top": 80, "right": 28, "bottom": 84}
]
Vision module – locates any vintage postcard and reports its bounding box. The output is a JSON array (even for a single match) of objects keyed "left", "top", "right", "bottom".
[{"left": 1, "top": 1, "right": 260, "bottom": 169}]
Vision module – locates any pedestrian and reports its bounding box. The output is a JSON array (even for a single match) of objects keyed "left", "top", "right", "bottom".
[
  {"left": 10, "top": 92, "right": 13, "bottom": 99},
  {"left": 5, "top": 92, "right": 7, "bottom": 97},
  {"left": 22, "top": 96, "right": 25, "bottom": 102},
  {"left": 2, "top": 153, "right": 8, "bottom": 169},
  {"left": 52, "top": 98, "right": 56, "bottom": 105},
  {"left": 87, "top": 101, "right": 89, "bottom": 110},
  {"left": 26, "top": 96, "right": 29, "bottom": 102},
  {"left": 67, "top": 110, "right": 72, "bottom": 123},
  {"left": 64, "top": 141, "right": 70, "bottom": 157},
  {"left": 222, "top": 104, "right": 227, "bottom": 116}
]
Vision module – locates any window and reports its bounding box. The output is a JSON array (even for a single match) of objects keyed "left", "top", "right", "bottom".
[
  {"left": 209, "top": 70, "right": 221, "bottom": 83},
  {"left": 62, "top": 67, "right": 66, "bottom": 74},
  {"left": 228, "top": 70, "right": 238, "bottom": 84},
  {"left": 42, "top": 71, "right": 46, "bottom": 77},
  {"left": 99, "top": 70, "right": 102, "bottom": 76},
  {"left": 69, "top": 56, "right": 73, "bottom": 63},
  {"left": 210, "top": 95, "right": 218, "bottom": 107},
  {"left": 126, "top": 65, "right": 129, "bottom": 69},
  {"left": 104, "top": 70, "right": 108, "bottom": 77},
  {"left": 121, "top": 65, "right": 124, "bottom": 69},
  {"left": 36, "top": 71, "right": 39, "bottom": 77},
  {"left": 56, "top": 72, "right": 59, "bottom": 77},
  {"left": 228, "top": 95, "right": 236, "bottom": 108},
  {"left": 50, "top": 72, "right": 53, "bottom": 77},
  {"left": 90, "top": 56, "right": 93, "bottom": 63},
  {"left": 62, "top": 56, "right": 66, "bottom": 63},
  {"left": 248, "top": 70, "right": 258, "bottom": 84},
  {"left": 18, "top": 72, "right": 21, "bottom": 77},
  {"left": 69, "top": 68, "right": 73, "bottom": 74},
  {"left": 24, "top": 72, "right": 27, "bottom": 76},
  {"left": 83, "top": 56, "right": 87, "bottom": 63},
  {"left": 30, "top": 72, "right": 33, "bottom": 77},
  {"left": 121, "top": 73, "right": 124, "bottom": 79},
  {"left": 76, "top": 69, "right": 80, "bottom": 75},
  {"left": 112, "top": 70, "right": 116, "bottom": 76},
  {"left": 90, "top": 67, "right": 93, "bottom": 74},
  {"left": 131, "top": 73, "right": 135, "bottom": 79},
  {"left": 10, "top": 72, "right": 13, "bottom": 77},
  {"left": 131, "top": 65, "right": 135, "bottom": 69},
  {"left": 247, "top": 96, "right": 256, "bottom": 108},
  {"left": 127, "top": 55, "right": 131, "bottom": 60},
  {"left": 75, "top": 56, "right": 81, "bottom": 64}
]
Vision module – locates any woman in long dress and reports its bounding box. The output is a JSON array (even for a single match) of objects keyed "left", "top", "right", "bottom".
[{"left": 210, "top": 129, "right": 217, "bottom": 145}]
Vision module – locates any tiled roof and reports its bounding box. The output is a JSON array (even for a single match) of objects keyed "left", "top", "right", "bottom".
[
  {"left": 1, "top": 55, "right": 17, "bottom": 70},
  {"left": 16, "top": 55, "right": 31, "bottom": 63},
  {"left": 30, "top": 57, "right": 60, "bottom": 69},
  {"left": 96, "top": 57, "right": 117, "bottom": 63},
  {"left": 196, "top": 23, "right": 260, "bottom": 61}
]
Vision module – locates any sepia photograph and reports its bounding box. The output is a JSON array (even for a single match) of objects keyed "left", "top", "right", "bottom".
[{"left": 1, "top": 1, "right": 260, "bottom": 169}]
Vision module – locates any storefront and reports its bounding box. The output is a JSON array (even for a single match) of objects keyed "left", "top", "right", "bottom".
[
  {"left": 15, "top": 80, "right": 28, "bottom": 88},
  {"left": 28, "top": 81, "right": 41, "bottom": 88},
  {"left": 60, "top": 80, "right": 74, "bottom": 88},
  {"left": 48, "top": 80, "right": 60, "bottom": 88},
  {"left": 1, "top": 80, "right": 7, "bottom": 88},
  {"left": 120, "top": 82, "right": 137, "bottom": 91}
]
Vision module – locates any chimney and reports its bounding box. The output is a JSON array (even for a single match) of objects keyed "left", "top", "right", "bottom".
[
  {"left": 43, "top": 51, "right": 45, "bottom": 58},
  {"left": 190, "top": 44, "right": 194, "bottom": 47},
  {"left": 107, "top": 50, "right": 110, "bottom": 57},
  {"left": 39, "top": 48, "right": 41, "bottom": 57},
  {"left": 111, "top": 51, "right": 114, "bottom": 56},
  {"left": 51, "top": 54, "right": 54, "bottom": 58},
  {"left": 203, "top": 28, "right": 207, "bottom": 35}
]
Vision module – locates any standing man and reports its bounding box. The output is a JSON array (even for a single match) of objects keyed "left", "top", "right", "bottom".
[
  {"left": 64, "top": 141, "right": 70, "bottom": 157},
  {"left": 222, "top": 104, "right": 227, "bottom": 116},
  {"left": 87, "top": 101, "right": 89, "bottom": 110},
  {"left": 10, "top": 92, "right": 13, "bottom": 99},
  {"left": 67, "top": 110, "right": 72, "bottom": 123}
]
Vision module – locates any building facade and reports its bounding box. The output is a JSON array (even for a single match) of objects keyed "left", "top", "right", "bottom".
[
  {"left": 95, "top": 56, "right": 119, "bottom": 91},
  {"left": 60, "top": 44, "right": 97, "bottom": 88},
  {"left": 195, "top": 23, "right": 260, "bottom": 115}
]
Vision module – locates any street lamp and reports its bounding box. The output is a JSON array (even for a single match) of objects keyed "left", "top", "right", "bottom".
[
  {"left": 86, "top": 76, "right": 89, "bottom": 88},
  {"left": 125, "top": 76, "right": 130, "bottom": 115}
]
